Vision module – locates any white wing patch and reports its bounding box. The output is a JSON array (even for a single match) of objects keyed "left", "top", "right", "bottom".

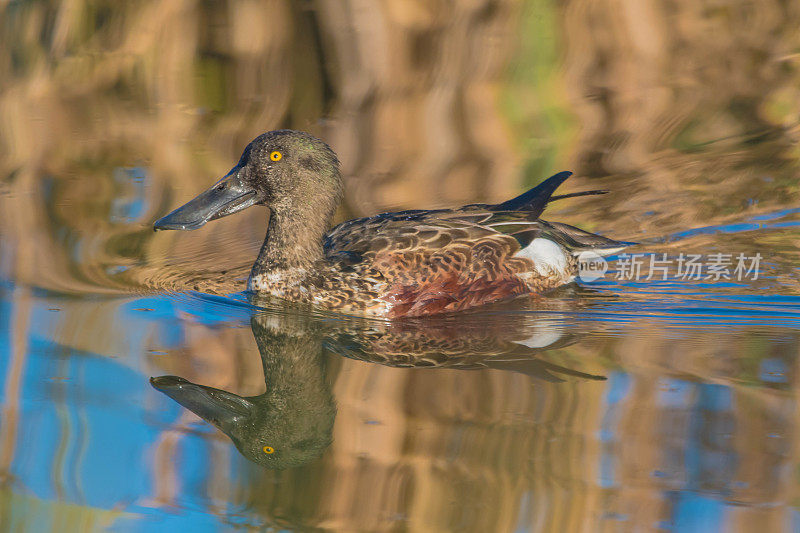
[{"left": 514, "top": 238, "right": 571, "bottom": 277}]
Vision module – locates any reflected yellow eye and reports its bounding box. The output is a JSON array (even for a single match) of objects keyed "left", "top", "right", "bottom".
[
  {"left": 262, "top": 446, "right": 275, "bottom": 454},
  {"left": 270, "top": 151, "right": 282, "bottom": 162}
]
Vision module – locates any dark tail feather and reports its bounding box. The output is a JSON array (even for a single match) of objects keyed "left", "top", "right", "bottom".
[
  {"left": 491, "top": 171, "right": 573, "bottom": 218},
  {"left": 549, "top": 189, "right": 609, "bottom": 202}
]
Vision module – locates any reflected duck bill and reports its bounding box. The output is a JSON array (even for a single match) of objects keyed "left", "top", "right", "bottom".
[{"left": 149, "top": 376, "right": 255, "bottom": 429}]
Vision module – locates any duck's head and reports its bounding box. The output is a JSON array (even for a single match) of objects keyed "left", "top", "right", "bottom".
[
  {"left": 154, "top": 130, "right": 342, "bottom": 231},
  {"left": 150, "top": 375, "right": 334, "bottom": 469}
]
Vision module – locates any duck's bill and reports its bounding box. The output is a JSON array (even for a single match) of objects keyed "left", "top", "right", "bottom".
[
  {"left": 150, "top": 376, "right": 256, "bottom": 430},
  {"left": 153, "top": 172, "right": 258, "bottom": 231}
]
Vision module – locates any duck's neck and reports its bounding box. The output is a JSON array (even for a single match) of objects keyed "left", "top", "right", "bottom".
[
  {"left": 252, "top": 316, "right": 330, "bottom": 405},
  {"left": 250, "top": 206, "right": 328, "bottom": 277}
]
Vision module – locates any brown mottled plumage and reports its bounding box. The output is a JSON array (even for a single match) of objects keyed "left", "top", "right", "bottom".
[{"left": 155, "top": 130, "right": 631, "bottom": 317}]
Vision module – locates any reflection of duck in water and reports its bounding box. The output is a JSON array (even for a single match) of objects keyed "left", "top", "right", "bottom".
[
  {"left": 154, "top": 130, "right": 630, "bottom": 317},
  {"left": 152, "top": 306, "right": 603, "bottom": 469},
  {"left": 258, "top": 295, "right": 607, "bottom": 382},
  {"left": 152, "top": 314, "right": 335, "bottom": 469}
]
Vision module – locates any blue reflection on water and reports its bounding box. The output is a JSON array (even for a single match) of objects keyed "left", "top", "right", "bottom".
[
  {"left": 110, "top": 167, "right": 149, "bottom": 224},
  {"left": 2, "top": 336, "right": 171, "bottom": 510},
  {"left": 598, "top": 371, "right": 630, "bottom": 489}
]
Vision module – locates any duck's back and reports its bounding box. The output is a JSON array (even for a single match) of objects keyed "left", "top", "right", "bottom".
[{"left": 321, "top": 203, "right": 624, "bottom": 316}]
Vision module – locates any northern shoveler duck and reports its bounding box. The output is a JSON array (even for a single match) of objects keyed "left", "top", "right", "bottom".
[{"left": 154, "top": 130, "right": 630, "bottom": 317}]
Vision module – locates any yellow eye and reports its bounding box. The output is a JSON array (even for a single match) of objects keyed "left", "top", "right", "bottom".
[
  {"left": 270, "top": 151, "right": 282, "bottom": 162},
  {"left": 262, "top": 446, "right": 275, "bottom": 454}
]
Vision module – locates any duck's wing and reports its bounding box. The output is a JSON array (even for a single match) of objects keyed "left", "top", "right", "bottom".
[{"left": 324, "top": 207, "right": 538, "bottom": 259}]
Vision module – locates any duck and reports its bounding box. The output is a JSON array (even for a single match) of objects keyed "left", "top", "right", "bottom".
[{"left": 154, "top": 130, "right": 630, "bottom": 317}]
